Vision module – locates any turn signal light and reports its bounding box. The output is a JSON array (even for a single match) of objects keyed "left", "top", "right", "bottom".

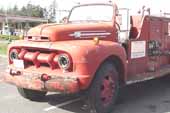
[{"left": 93, "top": 37, "right": 100, "bottom": 45}]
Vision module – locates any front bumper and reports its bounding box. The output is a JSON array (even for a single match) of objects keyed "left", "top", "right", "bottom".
[{"left": 3, "top": 68, "right": 89, "bottom": 94}]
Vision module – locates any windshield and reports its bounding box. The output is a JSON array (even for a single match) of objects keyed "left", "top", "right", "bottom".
[{"left": 69, "top": 4, "right": 113, "bottom": 23}]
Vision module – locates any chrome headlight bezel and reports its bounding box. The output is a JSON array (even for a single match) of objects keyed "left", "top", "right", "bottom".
[
  {"left": 9, "top": 49, "right": 19, "bottom": 61},
  {"left": 58, "top": 54, "right": 71, "bottom": 70}
]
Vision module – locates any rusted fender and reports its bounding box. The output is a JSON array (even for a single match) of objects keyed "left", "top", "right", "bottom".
[{"left": 50, "top": 40, "right": 127, "bottom": 89}]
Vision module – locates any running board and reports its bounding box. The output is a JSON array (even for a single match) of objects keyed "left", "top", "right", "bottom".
[{"left": 126, "top": 65, "right": 170, "bottom": 85}]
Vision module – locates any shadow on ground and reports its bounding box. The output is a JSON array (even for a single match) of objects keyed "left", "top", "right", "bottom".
[{"left": 39, "top": 75, "right": 170, "bottom": 113}]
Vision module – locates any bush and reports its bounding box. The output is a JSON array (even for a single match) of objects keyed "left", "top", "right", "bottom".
[
  {"left": 0, "top": 35, "right": 20, "bottom": 40},
  {"left": 0, "top": 43, "right": 8, "bottom": 55}
]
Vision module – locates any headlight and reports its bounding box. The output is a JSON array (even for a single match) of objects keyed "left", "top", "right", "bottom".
[
  {"left": 9, "top": 49, "right": 19, "bottom": 61},
  {"left": 58, "top": 54, "right": 70, "bottom": 70}
]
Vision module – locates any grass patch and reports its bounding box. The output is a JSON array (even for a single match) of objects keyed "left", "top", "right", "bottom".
[
  {"left": 0, "top": 43, "right": 8, "bottom": 55},
  {"left": 0, "top": 35, "right": 20, "bottom": 40}
]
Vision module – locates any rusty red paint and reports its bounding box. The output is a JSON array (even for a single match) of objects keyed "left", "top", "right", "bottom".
[
  {"left": 3, "top": 70, "right": 81, "bottom": 93},
  {"left": 100, "top": 73, "right": 115, "bottom": 107},
  {"left": 4, "top": 3, "right": 170, "bottom": 95}
]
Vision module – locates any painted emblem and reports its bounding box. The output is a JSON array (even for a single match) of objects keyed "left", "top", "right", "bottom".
[{"left": 69, "top": 30, "right": 111, "bottom": 38}]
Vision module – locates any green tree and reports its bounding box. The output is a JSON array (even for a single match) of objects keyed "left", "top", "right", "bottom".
[
  {"left": 20, "top": 6, "right": 27, "bottom": 16},
  {"left": 13, "top": 5, "right": 19, "bottom": 15},
  {"left": 47, "top": 0, "right": 57, "bottom": 22},
  {"left": 19, "top": 4, "right": 45, "bottom": 18},
  {"left": 0, "top": 7, "right": 4, "bottom": 13},
  {"left": 0, "top": 3, "right": 47, "bottom": 18}
]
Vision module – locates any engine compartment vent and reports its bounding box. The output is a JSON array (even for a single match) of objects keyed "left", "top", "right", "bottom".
[{"left": 27, "top": 36, "right": 49, "bottom": 41}]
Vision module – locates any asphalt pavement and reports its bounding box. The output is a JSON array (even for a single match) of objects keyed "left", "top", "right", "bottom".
[{"left": 1, "top": 56, "right": 170, "bottom": 113}]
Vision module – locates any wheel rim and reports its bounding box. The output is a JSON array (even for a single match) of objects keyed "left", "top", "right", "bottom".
[{"left": 100, "top": 71, "right": 116, "bottom": 107}]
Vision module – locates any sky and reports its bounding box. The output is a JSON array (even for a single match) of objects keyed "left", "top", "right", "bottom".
[{"left": 0, "top": 0, "right": 169, "bottom": 15}]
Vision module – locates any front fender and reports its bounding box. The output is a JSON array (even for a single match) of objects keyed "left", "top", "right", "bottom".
[{"left": 51, "top": 41, "right": 127, "bottom": 89}]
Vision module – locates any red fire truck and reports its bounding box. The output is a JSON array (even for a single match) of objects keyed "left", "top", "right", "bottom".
[{"left": 3, "top": 2, "right": 170, "bottom": 113}]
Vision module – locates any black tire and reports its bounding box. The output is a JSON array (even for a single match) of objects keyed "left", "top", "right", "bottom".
[
  {"left": 17, "top": 87, "right": 47, "bottom": 101},
  {"left": 88, "top": 61, "right": 119, "bottom": 113}
]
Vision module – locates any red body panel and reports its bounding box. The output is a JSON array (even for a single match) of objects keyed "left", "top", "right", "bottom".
[
  {"left": 6, "top": 40, "right": 126, "bottom": 91},
  {"left": 127, "top": 15, "right": 170, "bottom": 83},
  {"left": 27, "top": 22, "right": 116, "bottom": 42},
  {"left": 3, "top": 3, "right": 170, "bottom": 94}
]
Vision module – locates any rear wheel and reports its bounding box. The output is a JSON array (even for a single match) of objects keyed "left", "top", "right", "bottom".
[
  {"left": 17, "top": 87, "right": 47, "bottom": 101},
  {"left": 88, "top": 61, "right": 119, "bottom": 113}
]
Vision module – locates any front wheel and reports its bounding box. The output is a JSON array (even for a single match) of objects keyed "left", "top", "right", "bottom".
[
  {"left": 17, "top": 87, "right": 47, "bottom": 101},
  {"left": 88, "top": 61, "right": 119, "bottom": 113}
]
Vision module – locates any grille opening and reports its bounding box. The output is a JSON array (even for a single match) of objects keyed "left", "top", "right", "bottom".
[
  {"left": 28, "top": 36, "right": 32, "bottom": 39},
  {"left": 25, "top": 62, "right": 52, "bottom": 68},
  {"left": 25, "top": 49, "right": 53, "bottom": 54},
  {"left": 41, "top": 37, "right": 49, "bottom": 40},
  {"left": 40, "top": 63, "right": 49, "bottom": 67},
  {"left": 24, "top": 61, "right": 34, "bottom": 67},
  {"left": 18, "top": 48, "right": 64, "bottom": 70},
  {"left": 27, "top": 36, "right": 49, "bottom": 40}
]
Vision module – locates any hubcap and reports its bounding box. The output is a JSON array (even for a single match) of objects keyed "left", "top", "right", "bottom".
[{"left": 100, "top": 71, "right": 115, "bottom": 107}]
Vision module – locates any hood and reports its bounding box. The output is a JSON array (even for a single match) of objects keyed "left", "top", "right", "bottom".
[{"left": 27, "top": 22, "right": 114, "bottom": 42}]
